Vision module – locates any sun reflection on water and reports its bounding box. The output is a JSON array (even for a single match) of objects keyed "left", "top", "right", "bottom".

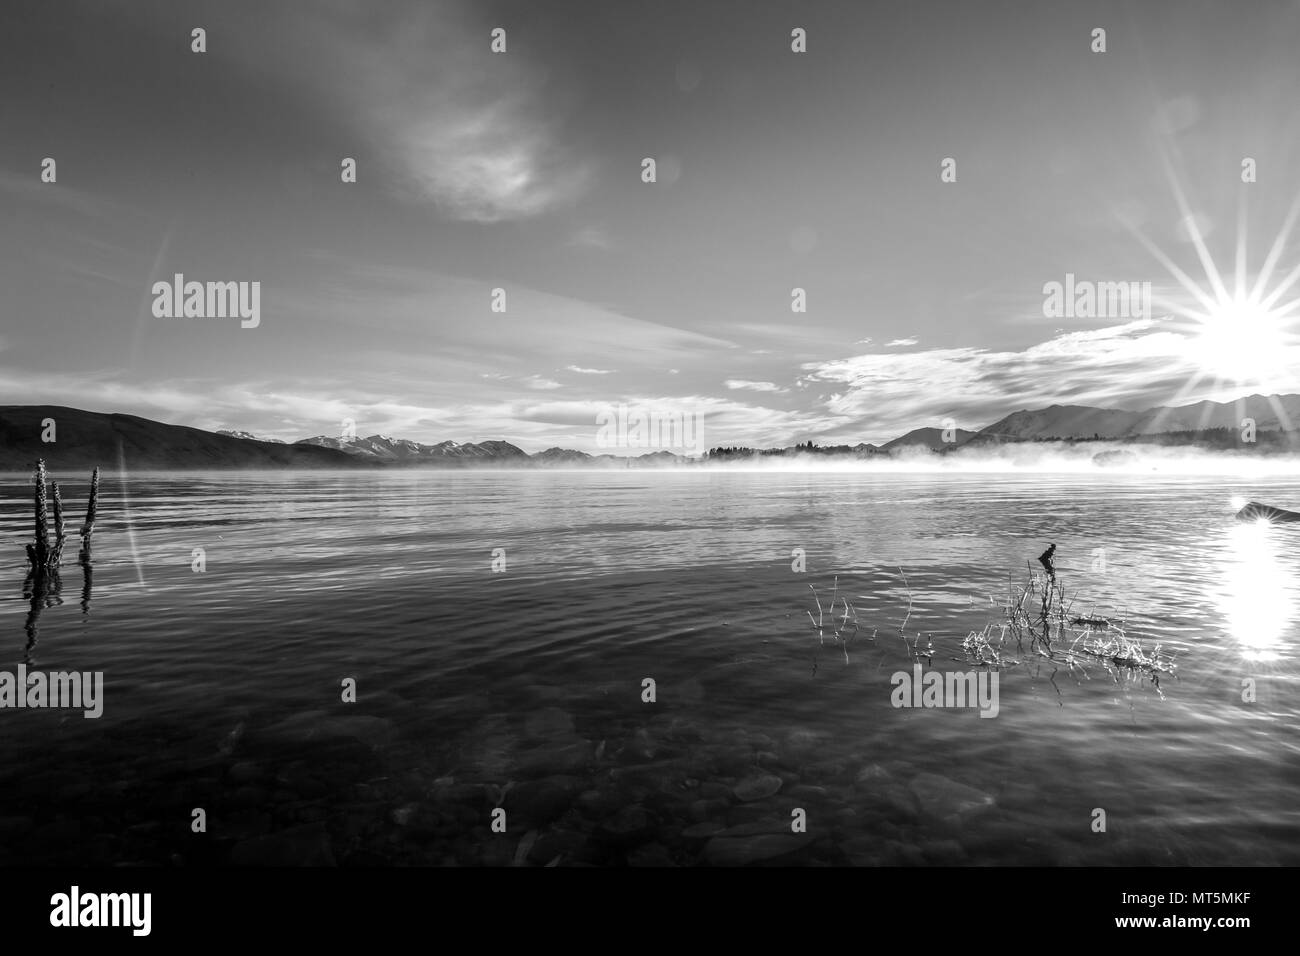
[{"left": 1216, "top": 521, "right": 1295, "bottom": 663}]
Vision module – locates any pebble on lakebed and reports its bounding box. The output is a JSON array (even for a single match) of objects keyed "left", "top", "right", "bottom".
[{"left": 732, "top": 773, "right": 783, "bottom": 802}]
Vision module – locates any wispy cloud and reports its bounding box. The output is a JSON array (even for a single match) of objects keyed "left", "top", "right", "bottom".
[
  {"left": 353, "top": 4, "right": 591, "bottom": 221},
  {"left": 149, "top": 3, "right": 592, "bottom": 223},
  {"left": 725, "top": 379, "right": 788, "bottom": 394},
  {"left": 566, "top": 365, "right": 613, "bottom": 375},
  {"left": 393, "top": 93, "right": 591, "bottom": 221},
  {"left": 0, "top": 168, "right": 118, "bottom": 219},
  {"left": 885, "top": 337, "right": 919, "bottom": 347},
  {"left": 523, "top": 375, "right": 563, "bottom": 390}
]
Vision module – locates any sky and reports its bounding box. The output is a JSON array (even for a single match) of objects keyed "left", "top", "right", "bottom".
[{"left": 3, "top": 0, "right": 1300, "bottom": 452}]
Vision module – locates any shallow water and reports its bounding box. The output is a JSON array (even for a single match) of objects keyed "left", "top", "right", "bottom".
[{"left": 0, "top": 469, "right": 1297, "bottom": 866}]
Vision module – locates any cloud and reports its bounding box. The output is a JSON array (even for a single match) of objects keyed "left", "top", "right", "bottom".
[
  {"left": 523, "top": 375, "right": 563, "bottom": 390},
  {"left": 885, "top": 337, "right": 919, "bottom": 347},
  {"left": 725, "top": 379, "right": 788, "bottom": 394},
  {"left": 350, "top": 6, "right": 591, "bottom": 221},
  {"left": 0, "top": 362, "right": 838, "bottom": 453},
  {"left": 566, "top": 365, "right": 613, "bottom": 375},
  {"left": 393, "top": 93, "right": 591, "bottom": 221},
  {"left": 800, "top": 318, "right": 1300, "bottom": 444},
  {"left": 148, "top": 2, "right": 591, "bottom": 223}
]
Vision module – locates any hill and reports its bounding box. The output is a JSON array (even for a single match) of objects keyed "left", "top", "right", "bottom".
[
  {"left": 0, "top": 406, "right": 359, "bottom": 471},
  {"left": 882, "top": 426, "right": 978, "bottom": 452}
]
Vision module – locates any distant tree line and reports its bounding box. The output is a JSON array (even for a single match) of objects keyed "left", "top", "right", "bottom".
[
  {"left": 709, "top": 426, "right": 1300, "bottom": 459},
  {"left": 705, "top": 441, "right": 881, "bottom": 459}
]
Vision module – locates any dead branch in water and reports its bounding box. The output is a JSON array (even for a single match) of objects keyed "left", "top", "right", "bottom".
[
  {"left": 21, "top": 461, "right": 99, "bottom": 655},
  {"left": 807, "top": 575, "right": 861, "bottom": 664},
  {"left": 968, "top": 548, "right": 1177, "bottom": 689},
  {"left": 25, "top": 460, "right": 100, "bottom": 574},
  {"left": 79, "top": 466, "right": 99, "bottom": 562}
]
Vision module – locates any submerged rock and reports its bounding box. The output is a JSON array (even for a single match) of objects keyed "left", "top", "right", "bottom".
[
  {"left": 681, "top": 821, "right": 726, "bottom": 840},
  {"left": 783, "top": 729, "right": 828, "bottom": 762},
  {"left": 505, "top": 777, "right": 580, "bottom": 829},
  {"left": 714, "top": 820, "right": 793, "bottom": 837},
  {"left": 516, "top": 735, "right": 594, "bottom": 777},
  {"left": 854, "top": 764, "right": 894, "bottom": 786},
  {"left": 703, "top": 832, "right": 813, "bottom": 866},
  {"left": 855, "top": 765, "right": 919, "bottom": 820},
  {"left": 907, "top": 773, "right": 995, "bottom": 823},
  {"left": 733, "top": 773, "right": 783, "bottom": 802},
  {"left": 596, "top": 805, "right": 653, "bottom": 844}
]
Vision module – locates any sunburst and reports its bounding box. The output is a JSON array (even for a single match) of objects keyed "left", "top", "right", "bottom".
[{"left": 1123, "top": 151, "right": 1300, "bottom": 433}]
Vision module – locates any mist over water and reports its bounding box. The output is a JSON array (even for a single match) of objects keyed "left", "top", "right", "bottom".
[{"left": 0, "top": 470, "right": 1296, "bottom": 866}]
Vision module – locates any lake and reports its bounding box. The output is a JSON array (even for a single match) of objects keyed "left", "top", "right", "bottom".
[{"left": 0, "top": 469, "right": 1297, "bottom": 866}]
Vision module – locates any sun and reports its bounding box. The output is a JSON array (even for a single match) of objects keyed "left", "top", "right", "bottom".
[
  {"left": 1123, "top": 150, "right": 1300, "bottom": 401},
  {"left": 1187, "top": 295, "right": 1291, "bottom": 381}
]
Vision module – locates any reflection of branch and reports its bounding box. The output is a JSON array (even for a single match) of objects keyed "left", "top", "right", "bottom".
[
  {"left": 898, "top": 567, "right": 913, "bottom": 634},
  {"left": 79, "top": 558, "right": 93, "bottom": 617},
  {"left": 896, "top": 567, "right": 924, "bottom": 659},
  {"left": 22, "top": 566, "right": 63, "bottom": 664}
]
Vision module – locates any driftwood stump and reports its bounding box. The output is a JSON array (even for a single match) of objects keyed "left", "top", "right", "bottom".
[
  {"left": 23, "top": 461, "right": 99, "bottom": 658},
  {"left": 25, "top": 460, "right": 99, "bottom": 574}
]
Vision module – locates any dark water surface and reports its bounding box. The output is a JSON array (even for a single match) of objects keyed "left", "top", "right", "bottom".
[{"left": 1, "top": 469, "right": 1297, "bottom": 866}]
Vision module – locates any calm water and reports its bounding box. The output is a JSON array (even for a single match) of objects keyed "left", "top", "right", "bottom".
[{"left": 0, "top": 469, "right": 1297, "bottom": 866}]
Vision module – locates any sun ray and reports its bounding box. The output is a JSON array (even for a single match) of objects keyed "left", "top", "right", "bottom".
[
  {"left": 1266, "top": 394, "right": 1295, "bottom": 434},
  {"left": 1125, "top": 223, "right": 1218, "bottom": 313},
  {"left": 1266, "top": 294, "right": 1300, "bottom": 318},
  {"left": 1235, "top": 197, "right": 1247, "bottom": 301},
  {"left": 1145, "top": 369, "right": 1212, "bottom": 433},
  {"left": 1248, "top": 192, "right": 1300, "bottom": 303},
  {"left": 1158, "top": 147, "right": 1232, "bottom": 305},
  {"left": 1259, "top": 258, "right": 1300, "bottom": 311}
]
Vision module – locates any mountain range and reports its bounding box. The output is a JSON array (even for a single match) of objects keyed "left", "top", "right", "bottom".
[
  {"left": 974, "top": 393, "right": 1300, "bottom": 442},
  {"left": 297, "top": 433, "right": 529, "bottom": 464},
  {"left": 0, "top": 393, "right": 1296, "bottom": 470}
]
